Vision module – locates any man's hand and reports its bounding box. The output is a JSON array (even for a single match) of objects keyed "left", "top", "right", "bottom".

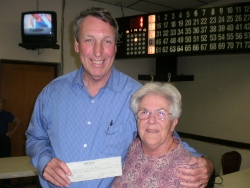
[
  {"left": 43, "top": 158, "right": 72, "bottom": 187},
  {"left": 176, "top": 156, "right": 214, "bottom": 188}
]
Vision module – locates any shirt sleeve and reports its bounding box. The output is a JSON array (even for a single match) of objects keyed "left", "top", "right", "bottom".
[
  {"left": 25, "top": 90, "right": 54, "bottom": 176},
  {"left": 173, "top": 131, "right": 203, "bottom": 157}
]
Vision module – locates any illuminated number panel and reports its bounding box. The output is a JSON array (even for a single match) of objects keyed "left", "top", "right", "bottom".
[
  {"left": 116, "top": 15, "right": 148, "bottom": 58},
  {"left": 116, "top": 2, "right": 250, "bottom": 58}
]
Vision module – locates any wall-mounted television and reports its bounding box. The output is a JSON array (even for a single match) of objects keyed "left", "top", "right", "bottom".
[{"left": 19, "top": 11, "right": 59, "bottom": 50}]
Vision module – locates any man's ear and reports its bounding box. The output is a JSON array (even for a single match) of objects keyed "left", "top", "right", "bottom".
[{"left": 74, "top": 38, "right": 79, "bottom": 53}]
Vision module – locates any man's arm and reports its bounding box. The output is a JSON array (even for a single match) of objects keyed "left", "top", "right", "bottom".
[
  {"left": 26, "top": 90, "right": 71, "bottom": 187},
  {"left": 174, "top": 131, "right": 214, "bottom": 187},
  {"left": 177, "top": 156, "right": 214, "bottom": 188},
  {"left": 25, "top": 91, "right": 63, "bottom": 181}
]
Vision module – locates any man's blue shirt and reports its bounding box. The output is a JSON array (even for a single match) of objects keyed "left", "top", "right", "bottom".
[{"left": 26, "top": 66, "right": 142, "bottom": 187}]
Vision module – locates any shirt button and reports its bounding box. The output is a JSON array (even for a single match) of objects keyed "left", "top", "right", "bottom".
[
  {"left": 91, "top": 100, "right": 94, "bottom": 103},
  {"left": 87, "top": 121, "right": 91, "bottom": 125},
  {"left": 83, "top": 144, "right": 87, "bottom": 147}
]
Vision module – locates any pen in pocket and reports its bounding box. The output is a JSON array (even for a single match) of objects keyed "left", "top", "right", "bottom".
[{"left": 107, "top": 120, "right": 113, "bottom": 132}]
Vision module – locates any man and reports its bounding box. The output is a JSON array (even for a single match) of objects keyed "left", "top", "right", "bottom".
[{"left": 26, "top": 7, "right": 214, "bottom": 188}]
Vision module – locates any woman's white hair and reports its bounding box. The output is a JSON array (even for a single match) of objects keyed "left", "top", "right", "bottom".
[{"left": 130, "top": 82, "right": 182, "bottom": 119}]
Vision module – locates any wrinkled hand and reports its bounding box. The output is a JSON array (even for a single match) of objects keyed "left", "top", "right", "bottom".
[
  {"left": 176, "top": 156, "right": 214, "bottom": 188},
  {"left": 43, "top": 158, "right": 72, "bottom": 187}
]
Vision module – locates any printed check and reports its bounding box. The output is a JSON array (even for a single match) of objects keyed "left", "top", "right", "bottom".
[{"left": 66, "top": 156, "right": 122, "bottom": 182}]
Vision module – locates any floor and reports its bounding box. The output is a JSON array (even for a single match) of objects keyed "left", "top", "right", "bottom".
[
  {"left": 0, "top": 184, "right": 37, "bottom": 188},
  {"left": 24, "top": 184, "right": 37, "bottom": 188}
]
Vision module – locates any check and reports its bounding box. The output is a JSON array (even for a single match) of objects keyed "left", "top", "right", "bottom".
[{"left": 66, "top": 156, "right": 122, "bottom": 182}]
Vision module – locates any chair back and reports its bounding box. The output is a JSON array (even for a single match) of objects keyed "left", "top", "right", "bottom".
[{"left": 221, "top": 151, "right": 242, "bottom": 175}]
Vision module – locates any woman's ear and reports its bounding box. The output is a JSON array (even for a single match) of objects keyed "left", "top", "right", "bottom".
[{"left": 171, "top": 118, "right": 178, "bottom": 132}]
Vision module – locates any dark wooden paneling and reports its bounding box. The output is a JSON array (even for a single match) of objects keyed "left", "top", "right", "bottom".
[{"left": 0, "top": 60, "right": 57, "bottom": 156}]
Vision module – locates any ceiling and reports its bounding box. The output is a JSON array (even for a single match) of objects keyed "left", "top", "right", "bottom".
[{"left": 91, "top": 0, "right": 224, "bottom": 13}]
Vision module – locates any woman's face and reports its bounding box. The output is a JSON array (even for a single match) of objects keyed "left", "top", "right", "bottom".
[{"left": 137, "top": 94, "right": 178, "bottom": 149}]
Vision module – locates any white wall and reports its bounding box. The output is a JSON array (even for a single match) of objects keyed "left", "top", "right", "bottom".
[
  {"left": 1, "top": 0, "right": 249, "bottom": 173},
  {"left": 176, "top": 54, "right": 250, "bottom": 143},
  {"left": 174, "top": 54, "right": 250, "bottom": 173},
  {"left": 0, "top": 0, "right": 62, "bottom": 63}
]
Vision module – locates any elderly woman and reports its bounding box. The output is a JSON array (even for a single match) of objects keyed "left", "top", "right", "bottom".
[{"left": 112, "top": 82, "right": 198, "bottom": 188}]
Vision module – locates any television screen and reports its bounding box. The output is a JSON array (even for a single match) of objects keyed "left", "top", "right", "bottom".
[
  {"left": 19, "top": 11, "right": 59, "bottom": 49},
  {"left": 23, "top": 13, "right": 52, "bottom": 35}
]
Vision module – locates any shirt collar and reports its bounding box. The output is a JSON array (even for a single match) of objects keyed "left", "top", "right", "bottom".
[{"left": 72, "top": 66, "right": 120, "bottom": 93}]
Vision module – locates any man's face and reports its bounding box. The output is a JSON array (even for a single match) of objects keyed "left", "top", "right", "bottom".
[{"left": 74, "top": 16, "right": 117, "bottom": 82}]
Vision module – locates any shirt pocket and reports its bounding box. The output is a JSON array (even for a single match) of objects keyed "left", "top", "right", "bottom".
[{"left": 101, "top": 123, "right": 135, "bottom": 157}]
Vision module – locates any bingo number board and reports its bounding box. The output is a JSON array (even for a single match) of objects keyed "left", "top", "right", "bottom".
[{"left": 115, "top": 2, "right": 250, "bottom": 59}]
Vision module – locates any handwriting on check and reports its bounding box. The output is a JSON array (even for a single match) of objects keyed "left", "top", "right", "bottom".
[{"left": 66, "top": 156, "right": 122, "bottom": 182}]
